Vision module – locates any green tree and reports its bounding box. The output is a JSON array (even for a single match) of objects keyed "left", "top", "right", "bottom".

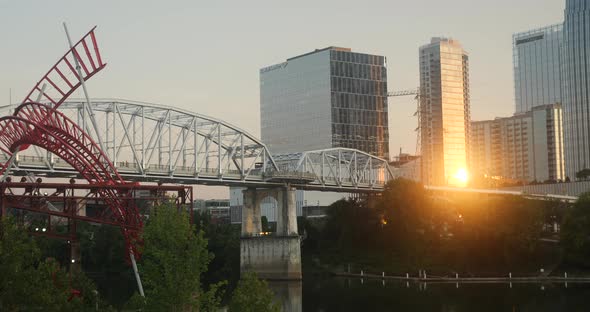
[
  {"left": 377, "top": 179, "right": 437, "bottom": 266},
  {"left": 195, "top": 210, "right": 241, "bottom": 286},
  {"left": 308, "top": 178, "right": 554, "bottom": 274},
  {"left": 323, "top": 198, "right": 380, "bottom": 252},
  {"left": 228, "top": 272, "right": 280, "bottom": 312},
  {"left": 78, "top": 223, "right": 136, "bottom": 308},
  {"left": 561, "top": 192, "right": 590, "bottom": 267},
  {"left": 452, "top": 195, "right": 546, "bottom": 271},
  {"left": 0, "top": 217, "right": 104, "bottom": 311},
  {"left": 138, "top": 202, "right": 222, "bottom": 311}
]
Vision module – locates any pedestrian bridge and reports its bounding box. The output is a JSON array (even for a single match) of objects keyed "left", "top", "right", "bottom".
[{"left": 0, "top": 99, "right": 392, "bottom": 192}]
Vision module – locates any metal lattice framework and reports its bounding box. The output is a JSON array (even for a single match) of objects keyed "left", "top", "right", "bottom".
[
  {"left": 0, "top": 103, "right": 142, "bottom": 256},
  {"left": 22, "top": 27, "right": 106, "bottom": 107},
  {"left": 271, "top": 148, "right": 394, "bottom": 190},
  {"left": 0, "top": 182, "right": 192, "bottom": 242},
  {"left": 1, "top": 99, "right": 279, "bottom": 185}
]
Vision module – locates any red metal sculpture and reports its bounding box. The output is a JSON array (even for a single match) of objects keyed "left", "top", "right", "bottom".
[
  {"left": 21, "top": 27, "right": 106, "bottom": 108},
  {"left": 0, "top": 27, "right": 144, "bottom": 259}
]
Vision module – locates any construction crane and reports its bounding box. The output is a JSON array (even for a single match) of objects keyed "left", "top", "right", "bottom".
[
  {"left": 387, "top": 88, "right": 426, "bottom": 182},
  {"left": 387, "top": 88, "right": 424, "bottom": 157},
  {"left": 388, "top": 89, "right": 420, "bottom": 98}
]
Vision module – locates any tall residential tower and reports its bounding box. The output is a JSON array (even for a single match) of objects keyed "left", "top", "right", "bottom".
[{"left": 419, "top": 38, "right": 471, "bottom": 186}]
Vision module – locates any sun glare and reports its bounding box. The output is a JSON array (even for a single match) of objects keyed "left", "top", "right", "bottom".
[{"left": 453, "top": 168, "right": 469, "bottom": 185}]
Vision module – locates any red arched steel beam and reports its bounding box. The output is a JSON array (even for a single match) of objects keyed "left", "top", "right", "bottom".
[
  {"left": 3, "top": 28, "right": 143, "bottom": 258},
  {"left": 12, "top": 102, "right": 124, "bottom": 182},
  {"left": 21, "top": 27, "right": 106, "bottom": 108},
  {"left": 0, "top": 114, "right": 142, "bottom": 257}
]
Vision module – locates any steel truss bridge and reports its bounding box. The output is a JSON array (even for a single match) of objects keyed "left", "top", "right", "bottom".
[{"left": 0, "top": 99, "right": 393, "bottom": 192}]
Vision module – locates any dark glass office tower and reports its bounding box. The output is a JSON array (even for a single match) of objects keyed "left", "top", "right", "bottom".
[{"left": 329, "top": 48, "right": 389, "bottom": 158}]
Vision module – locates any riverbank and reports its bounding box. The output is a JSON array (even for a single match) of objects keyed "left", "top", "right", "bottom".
[
  {"left": 301, "top": 244, "right": 590, "bottom": 288},
  {"left": 333, "top": 271, "right": 590, "bottom": 283}
]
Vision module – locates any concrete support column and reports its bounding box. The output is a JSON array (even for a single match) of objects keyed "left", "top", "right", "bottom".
[
  {"left": 241, "top": 188, "right": 261, "bottom": 236},
  {"left": 276, "top": 187, "right": 298, "bottom": 236},
  {"left": 240, "top": 187, "right": 301, "bottom": 280}
]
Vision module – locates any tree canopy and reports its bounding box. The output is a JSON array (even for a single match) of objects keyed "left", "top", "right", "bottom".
[
  {"left": 228, "top": 271, "right": 280, "bottom": 312},
  {"left": 303, "top": 178, "right": 556, "bottom": 275},
  {"left": 0, "top": 217, "right": 103, "bottom": 311},
  {"left": 561, "top": 192, "right": 590, "bottom": 266},
  {"left": 136, "top": 202, "right": 218, "bottom": 311},
  {"left": 127, "top": 204, "right": 284, "bottom": 311}
]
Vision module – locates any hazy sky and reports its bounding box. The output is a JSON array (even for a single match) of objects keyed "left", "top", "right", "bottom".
[{"left": 0, "top": 0, "right": 565, "bottom": 197}]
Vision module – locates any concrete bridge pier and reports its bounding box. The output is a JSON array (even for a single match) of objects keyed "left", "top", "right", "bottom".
[{"left": 240, "top": 186, "right": 302, "bottom": 280}]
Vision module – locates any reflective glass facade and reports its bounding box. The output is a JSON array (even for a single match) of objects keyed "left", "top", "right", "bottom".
[
  {"left": 513, "top": 24, "right": 563, "bottom": 114},
  {"left": 329, "top": 49, "right": 389, "bottom": 158},
  {"left": 563, "top": 0, "right": 590, "bottom": 177},
  {"left": 260, "top": 46, "right": 389, "bottom": 158},
  {"left": 420, "top": 38, "right": 470, "bottom": 186},
  {"left": 260, "top": 49, "right": 333, "bottom": 154}
]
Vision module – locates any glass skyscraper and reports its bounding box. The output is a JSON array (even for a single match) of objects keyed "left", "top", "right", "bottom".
[
  {"left": 563, "top": 0, "right": 590, "bottom": 177},
  {"left": 260, "top": 46, "right": 389, "bottom": 159},
  {"left": 419, "top": 38, "right": 471, "bottom": 187},
  {"left": 513, "top": 24, "right": 563, "bottom": 114}
]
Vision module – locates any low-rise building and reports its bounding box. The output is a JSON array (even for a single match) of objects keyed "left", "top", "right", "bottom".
[{"left": 195, "top": 199, "right": 230, "bottom": 224}]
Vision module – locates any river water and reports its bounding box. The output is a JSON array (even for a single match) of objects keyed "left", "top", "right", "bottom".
[{"left": 270, "top": 277, "right": 590, "bottom": 312}]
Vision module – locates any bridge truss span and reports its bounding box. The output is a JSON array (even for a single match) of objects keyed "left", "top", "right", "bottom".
[
  {"left": 272, "top": 148, "right": 394, "bottom": 191},
  {"left": 0, "top": 100, "right": 393, "bottom": 191},
  {"left": 6, "top": 99, "right": 278, "bottom": 185}
]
